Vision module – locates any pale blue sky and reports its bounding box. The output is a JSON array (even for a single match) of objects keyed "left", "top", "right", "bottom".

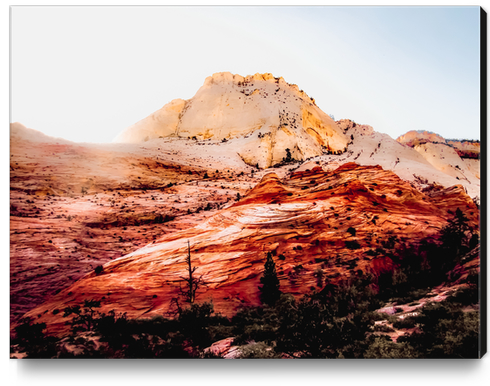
[{"left": 10, "top": 6, "right": 481, "bottom": 143}]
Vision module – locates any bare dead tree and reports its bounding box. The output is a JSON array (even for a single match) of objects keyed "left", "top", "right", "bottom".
[
  {"left": 179, "top": 240, "right": 203, "bottom": 304},
  {"left": 167, "top": 240, "right": 205, "bottom": 317}
]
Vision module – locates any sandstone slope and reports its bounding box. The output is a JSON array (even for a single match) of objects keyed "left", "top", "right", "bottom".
[
  {"left": 10, "top": 117, "right": 480, "bottom": 326},
  {"left": 396, "top": 130, "right": 480, "bottom": 195},
  {"left": 10, "top": 130, "right": 262, "bottom": 324},
  {"left": 20, "top": 163, "right": 479, "bottom": 335},
  {"left": 114, "top": 72, "right": 349, "bottom": 168},
  {"left": 292, "top": 121, "right": 480, "bottom": 198}
]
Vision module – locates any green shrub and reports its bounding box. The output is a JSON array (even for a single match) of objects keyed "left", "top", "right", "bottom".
[
  {"left": 447, "top": 285, "right": 479, "bottom": 306},
  {"left": 238, "top": 342, "right": 280, "bottom": 358},
  {"left": 364, "top": 335, "right": 417, "bottom": 358},
  {"left": 373, "top": 324, "right": 395, "bottom": 333},
  {"left": 13, "top": 318, "right": 58, "bottom": 358},
  {"left": 398, "top": 302, "right": 479, "bottom": 358}
]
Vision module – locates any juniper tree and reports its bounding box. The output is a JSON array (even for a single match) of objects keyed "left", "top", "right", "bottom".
[
  {"left": 259, "top": 252, "right": 282, "bottom": 306},
  {"left": 63, "top": 300, "right": 102, "bottom": 332},
  {"left": 424, "top": 208, "right": 477, "bottom": 283}
]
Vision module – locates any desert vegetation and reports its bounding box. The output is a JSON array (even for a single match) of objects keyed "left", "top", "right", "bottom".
[{"left": 11, "top": 210, "right": 480, "bottom": 358}]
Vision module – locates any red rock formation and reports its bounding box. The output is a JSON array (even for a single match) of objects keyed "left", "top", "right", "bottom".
[
  {"left": 10, "top": 134, "right": 255, "bottom": 324},
  {"left": 19, "top": 163, "right": 479, "bottom": 336}
]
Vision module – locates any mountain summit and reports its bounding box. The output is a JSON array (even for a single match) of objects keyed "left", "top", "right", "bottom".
[{"left": 114, "top": 72, "right": 349, "bottom": 168}]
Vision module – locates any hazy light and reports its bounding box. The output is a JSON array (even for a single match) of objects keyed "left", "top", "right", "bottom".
[{"left": 11, "top": 6, "right": 480, "bottom": 143}]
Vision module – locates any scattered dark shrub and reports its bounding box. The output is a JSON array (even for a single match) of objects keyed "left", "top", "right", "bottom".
[
  {"left": 345, "top": 240, "right": 361, "bottom": 250},
  {"left": 347, "top": 227, "right": 356, "bottom": 236}
]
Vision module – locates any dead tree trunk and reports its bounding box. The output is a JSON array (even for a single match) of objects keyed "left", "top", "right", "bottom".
[{"left": 180, "top": 240, "right": 203, "bottom": 304}]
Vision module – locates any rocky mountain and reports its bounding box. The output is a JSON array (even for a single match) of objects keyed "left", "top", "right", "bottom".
[
  {"left": 113, "top": 72, "right": 480, "bottom": 197},
  {"left": 10, "top": 74, "right": 481, "bottom": 347},
  {"left": 114, "top": 72, "right": 349, "bottom": 168}
]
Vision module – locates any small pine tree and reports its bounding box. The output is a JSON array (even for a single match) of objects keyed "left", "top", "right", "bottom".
[
  {"left": 258, "top": 252, "right": 282, "bottom": 306},
  {"left": 440, "top": 208, "right": 473, "bottom": 257},
  {"left": 283, "top": 148, "right": 293, "bottom": 163}
]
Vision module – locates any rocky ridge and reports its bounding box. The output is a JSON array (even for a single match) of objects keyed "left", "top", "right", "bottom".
[{"left": 319, "top": 121, "right": 481, "bottom": 198}]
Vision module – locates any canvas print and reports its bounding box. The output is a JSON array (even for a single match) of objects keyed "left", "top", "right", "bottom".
[{"left": 9, "top": 6, "right": 484, "bottom": 359}]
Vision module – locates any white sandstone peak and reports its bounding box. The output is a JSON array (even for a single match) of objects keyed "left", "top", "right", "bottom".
[{"left": 114, "top": 72, "right": 349, "bottom": 168}]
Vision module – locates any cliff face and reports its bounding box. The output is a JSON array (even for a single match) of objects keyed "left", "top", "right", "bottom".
[
  {"left": 21, "top": 163, "right": 479, "bottom": 335},
  {"left": 114, "top": 72, "right": 349, "bottom": 168}
]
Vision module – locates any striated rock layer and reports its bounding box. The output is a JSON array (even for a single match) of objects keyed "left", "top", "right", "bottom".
[
  {"left": 21, "top": 163, "right": 479, "bottom": 335},
  {"left": 9, "top": 127, "right": 258, "bottom": 324},
  {"left": 114, "top": 72, "right": 349, "bottom": 168}
]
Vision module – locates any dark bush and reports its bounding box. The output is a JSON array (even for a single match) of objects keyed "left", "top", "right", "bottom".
[
  {"left": 373, "top": 324, "right": 395, "bottom": 333},
  {"left": 345, "top": 240, "right": 361, "bottom": 250},
  {"left": 398, "top": 301, "right": 479, "bottom": 358},
  {"left": 364, "top": 335, "right": 417, "bottom": 358}
]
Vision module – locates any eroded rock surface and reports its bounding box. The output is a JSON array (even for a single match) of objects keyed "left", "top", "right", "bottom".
[
  {"left": 10, "top": 128, "right": 261, "bottom": 324},
  {"left": 10, "top": 114, "right": 480, "bottom": 332},
  {"left": 20, "top": 163, "right": 479, "bottom": 335}
]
